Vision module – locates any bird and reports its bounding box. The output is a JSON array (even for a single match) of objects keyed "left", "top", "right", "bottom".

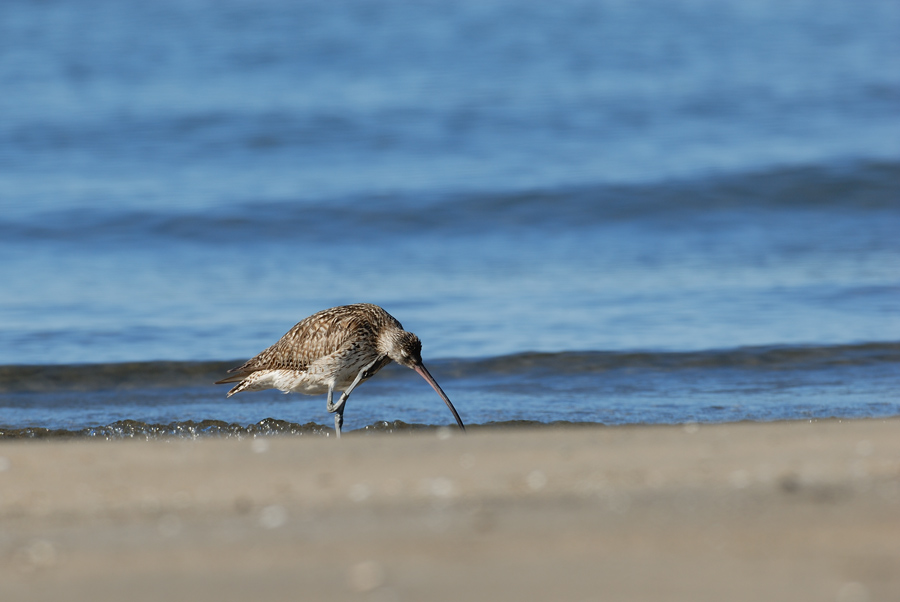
[{"left": 215, "top": 303, "right": 465, "bottom": 438}]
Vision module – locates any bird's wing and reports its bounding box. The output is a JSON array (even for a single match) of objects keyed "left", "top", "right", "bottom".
[{"left": 219, "top": 305, "right": 382, "bottom": 380}]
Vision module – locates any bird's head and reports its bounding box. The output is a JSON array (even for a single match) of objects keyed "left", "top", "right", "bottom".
[{"left": 383, "top": 329, "right": 423, "bottom": 369}]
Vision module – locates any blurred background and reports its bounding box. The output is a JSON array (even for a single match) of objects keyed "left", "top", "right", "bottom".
[{"left": 0, "top": 0, "right": 898, "bottom": 430}]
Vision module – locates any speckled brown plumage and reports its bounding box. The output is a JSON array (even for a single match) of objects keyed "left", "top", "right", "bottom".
[
  {"left": 216, "top": 303, "right": 465, "bottom": 437},
  {"left": 217, "top": 304, "right": 398, "bottom": 388}
]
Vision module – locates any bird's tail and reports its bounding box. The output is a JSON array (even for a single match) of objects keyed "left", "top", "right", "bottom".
[{"left": 215, "top": 370, "right": 254, "bottom": 397}]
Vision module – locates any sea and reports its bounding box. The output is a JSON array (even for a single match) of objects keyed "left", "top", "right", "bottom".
[{"left": 1, "top": 0, "right": 898, "bottom": 438}]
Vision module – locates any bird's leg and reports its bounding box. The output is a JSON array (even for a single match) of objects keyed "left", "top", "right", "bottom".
[
  {"left": 326, "top": 358, "right": 380, "bottom": 439},
  {"left": 334, "top": 404, "right": 344, "bottom": 439},
  {"left": 330, "top": 358, "right": 380, "bottom": 414},
  {"left": 326, "top": 382, "right": 338, "bottom": 413},
  {"left": 325, "top": 383, "right": 343, "bottom": 438}
]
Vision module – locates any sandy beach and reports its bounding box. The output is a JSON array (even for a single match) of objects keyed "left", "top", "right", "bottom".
[{"left": 1, "top": 419, "right": 898, "bottom": 602}]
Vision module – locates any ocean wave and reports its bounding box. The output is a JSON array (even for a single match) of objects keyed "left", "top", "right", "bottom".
[
  {"left": 0, "top": 361, "right": 234, "bottom": 393},
  {"left": 0, "top": 418, "right": 332, "bottom": 440},
  {"left": 439, "top": 342, "right": 900, "bottom": 377},
  {"left": 2, "top": 342, "right": 897, "bottom": 394},
  {"left": 2, "top": 160, "right": 897, "bottom": 245},
  {"left": 0, "top": 417, "right": 588, "bottom": 440}
]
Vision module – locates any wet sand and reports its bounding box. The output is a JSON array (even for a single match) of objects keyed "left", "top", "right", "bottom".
[{"left": 1, "top": 419, "right": 898, "bottom": 602}]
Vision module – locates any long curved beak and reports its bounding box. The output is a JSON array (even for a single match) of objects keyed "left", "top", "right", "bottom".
[{"left": 413, "top": 362, "right": 466, "bottom": 432}]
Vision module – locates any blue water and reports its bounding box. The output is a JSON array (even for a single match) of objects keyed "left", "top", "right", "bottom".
[{"left": 1, "top": 0, "right": 899, "bottom": 435}]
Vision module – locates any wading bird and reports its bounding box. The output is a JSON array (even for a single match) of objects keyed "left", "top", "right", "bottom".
[{"left": 216, "top": 303, "right": 465, "bottom": 437}]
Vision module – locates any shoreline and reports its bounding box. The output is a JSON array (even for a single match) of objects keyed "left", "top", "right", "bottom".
[
  {"left": 4, "top": 414, "right": 900, "bottom": 440},
  {"left": 2, "top": 418, "right": 898, "bottom": 601}
]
